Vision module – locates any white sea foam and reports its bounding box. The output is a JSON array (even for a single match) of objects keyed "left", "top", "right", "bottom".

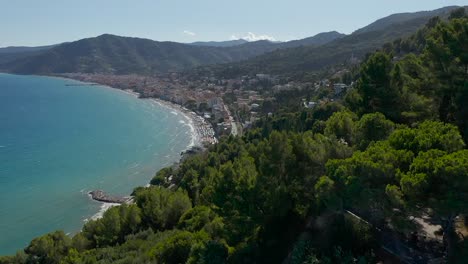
[
  {"left": 119, "top": 89, "right": 140, "bottom": 98},
  {"left": 150, "top": 99, "right": 164, "bottom": 108},
  {"left": 182, "top": 115, "right": 198, "bottom": 148},
  {"left": 90, "top": 202, "right": 120, "bottom": 221},
  {"left": 171, "top": 111, "right": 178, "bottom": 115},
  {"left": 187, "top": 125, "right": 196, "bottom": 148}
]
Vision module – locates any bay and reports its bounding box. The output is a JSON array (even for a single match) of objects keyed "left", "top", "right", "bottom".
[{"left": 0, "top": 73, "right": 192, "bottom": 255}]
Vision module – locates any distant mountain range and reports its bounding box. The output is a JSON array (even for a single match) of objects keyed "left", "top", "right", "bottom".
[
  {"left": 188, "top": 32, "right": 345, "bottom": 48},
  {"left": 0, "top": 6, "right": 465, "bottom": 76},
  {"left": 0, "top": 31, "right": 343, "bottom": 75}
]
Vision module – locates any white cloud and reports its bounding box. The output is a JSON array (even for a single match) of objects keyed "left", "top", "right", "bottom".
[
  {"left": 183, "top": 30, "right": 196, "bottom": 36},
  {"left": 284, "top": 36, "right": 298, "bottom": 42},
  {"left": 230, "top": 32, "right": 276, "bottom": 42}
]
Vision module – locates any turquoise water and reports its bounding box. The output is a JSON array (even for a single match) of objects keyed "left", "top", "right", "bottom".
[{"left": 0, "top": 73, "right": 192, "bottom": 255}]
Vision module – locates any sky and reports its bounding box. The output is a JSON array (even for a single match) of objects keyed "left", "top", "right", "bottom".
[{"left": 1, "top": 0, "right": 466, "bottom": 47}]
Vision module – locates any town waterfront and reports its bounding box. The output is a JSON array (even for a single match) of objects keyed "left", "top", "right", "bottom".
[{"left": 0, "top": 74, "right": 193, "bottom": 255}]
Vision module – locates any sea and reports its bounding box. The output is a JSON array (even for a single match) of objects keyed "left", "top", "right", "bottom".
[{"left": 0, "top": 73, "right": 193, "bottom": 255}]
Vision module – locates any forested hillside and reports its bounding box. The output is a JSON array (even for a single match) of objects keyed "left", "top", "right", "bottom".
[{"left": 1, "top": 8, "right": 467, "bottom": 264}]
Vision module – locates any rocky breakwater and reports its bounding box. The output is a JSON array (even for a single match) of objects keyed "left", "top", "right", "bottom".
[{"left": 89, "top": 190, "right": 133, "bottom": 204}]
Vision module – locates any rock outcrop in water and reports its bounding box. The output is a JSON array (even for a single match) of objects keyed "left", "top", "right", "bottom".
[{"left": 89, "top": 190, "right": 132, "bottom": 204}]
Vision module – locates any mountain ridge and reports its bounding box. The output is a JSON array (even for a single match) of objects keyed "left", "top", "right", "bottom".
[{"left": 0, "top": 32, "right": 344, "bottom": 75}]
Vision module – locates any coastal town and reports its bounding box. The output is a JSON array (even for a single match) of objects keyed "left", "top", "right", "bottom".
[
  {"left": 2, "top": 3, "right": 468, "bottom": 263},
  {"left": 60, "top": 71, "right": 351, "bottom": 146}
]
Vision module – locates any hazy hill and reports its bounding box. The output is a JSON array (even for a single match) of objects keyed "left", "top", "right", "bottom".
[
  {"left": 0, "top": 44, "right": 57, "bottom": 65},
  {"left": 0, "top": 45, "right": 57, "bottom": 54},
  {"left": 1, "top": 32, "right": 344, "bottom": 75},
  {"left": 2, "top": 34, "right": 235, "bottom": 74}
]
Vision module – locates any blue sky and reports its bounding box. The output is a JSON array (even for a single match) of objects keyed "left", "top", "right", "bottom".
[{"left": 1, "top": 0, "right": 466, "bottom": 47}]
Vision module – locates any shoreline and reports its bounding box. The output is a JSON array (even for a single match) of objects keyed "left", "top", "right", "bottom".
[
  {"left": 53, "top": 74, "right": 217, "bottom": 148},
  {"left": 81, "top": 89, "right": 210, "bottom": 217},
  {"left": 148, "top": 97, "right": 218, "bottom": 146},
  {"left": 91, "top": 86, "right": 217, "bottom": 149},
  {"left": 1, "top": 73, "right": 216, "bottom": 218},
  {"left": 81, "top": 90, "right": 205, "bottom": 218},
  {"left": 4, "top": 72, "right": 219, "bottom": 147},
  {"left": 53, "top": 76, "right": 217, "bottom": 217}
]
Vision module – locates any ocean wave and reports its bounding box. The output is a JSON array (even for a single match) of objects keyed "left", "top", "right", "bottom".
[
  {"left": 171, "top": 111, "right": 178, "bottom": 115},
  {"left": 129, "top": 162, "right": 141, "bottom": 169}
]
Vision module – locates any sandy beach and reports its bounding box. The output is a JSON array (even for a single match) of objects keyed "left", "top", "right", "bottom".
[{"left": 149, "top": 97, "right": 217, "bottom": 147}]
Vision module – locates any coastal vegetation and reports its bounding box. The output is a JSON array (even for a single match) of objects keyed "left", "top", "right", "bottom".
[{"left": 1, "top": 7, "right": 468, "bottom": 264}]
